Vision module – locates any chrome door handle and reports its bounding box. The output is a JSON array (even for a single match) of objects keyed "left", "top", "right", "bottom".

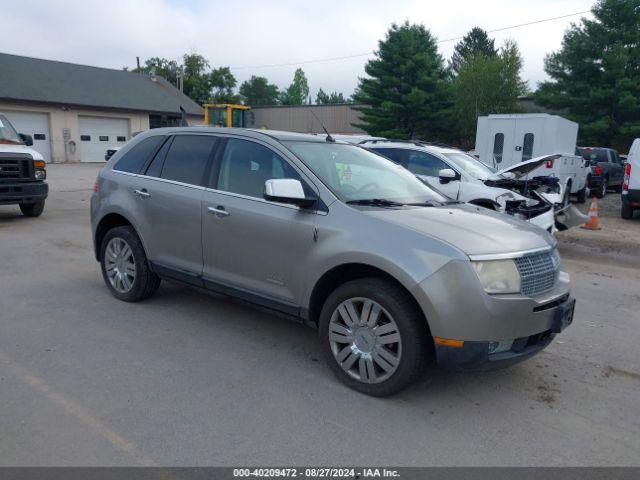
[
  {"left": 134, "top": 189, "right": 150, "bottom": 198},
  {"left": 208, "top": 206, "right": 230, "bottom": 217}
]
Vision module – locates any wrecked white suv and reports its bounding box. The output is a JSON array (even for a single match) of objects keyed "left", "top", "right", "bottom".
[{"left": 365, "top": 140, "right": 586, "bottom": 233}]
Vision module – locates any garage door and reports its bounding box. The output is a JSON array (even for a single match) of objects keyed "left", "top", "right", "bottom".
[
  {"left": 0, "top": 111, "right": 52, "bottom": 162},
  {"left": 78, "top": 116, "right": 130, "bottom": 162}
]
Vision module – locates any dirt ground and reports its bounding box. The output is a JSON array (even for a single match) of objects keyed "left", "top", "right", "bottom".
[{"left": 557, "top": 193, "right": 639, "bottom": 261}]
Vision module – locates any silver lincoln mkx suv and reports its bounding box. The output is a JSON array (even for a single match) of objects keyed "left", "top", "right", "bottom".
[{"left": 91, "top": 128, "right": 575, "bottom": 396}]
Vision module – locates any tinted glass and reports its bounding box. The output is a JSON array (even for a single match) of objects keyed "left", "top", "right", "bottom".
[
  {"left": 161, "top": 135, "right": 217, "bottom": 185},
  {"left": 522, "top": 133, "right": 534, "bottom": 161},
  {"left": 493, "top": 133, "right": 504, "bottom": 164},
  {"left": 113, "top": 135, "right": 165, "bottom": 173},
  {"left": 218, "top": 138, "right": 301, "bottom": 198},
  {"left": 285, "top": 142, "right": 447, "bottom": 204},
  {"left": 373, "top": 148, "right": 449, "bottom": 177},
  {"left": 579, "top": 148, "right": 609, "bottom": 164}
]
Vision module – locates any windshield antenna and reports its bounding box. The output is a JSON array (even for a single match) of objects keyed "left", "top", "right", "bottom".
[{"left": 310, "top": 109, "right": 335, "bottom": 142}]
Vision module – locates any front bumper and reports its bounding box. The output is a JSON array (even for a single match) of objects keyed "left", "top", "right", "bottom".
[
  {"left": 410, "top": 259, "right": 574, "bottom": 372},
  {"left": 436, "top": 296, "right": 574, "bottom": 371},
  {"left": 0, "top": 181, "right": 48, "bottom": 205}
]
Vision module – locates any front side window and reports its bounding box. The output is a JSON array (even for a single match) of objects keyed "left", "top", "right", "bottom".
[
  {"left": 372, "top": 148, "right": 449, "bottom": 177},
  {"left": 443, "top": 152, "right": 496, "bottom": 180},
  {"left": 113, "top": 135, "right": 165, "bottom": 173},
  {"left": 160, "top": 135, "right": 217, "bottom": 186},
  {"left": 217, "top": 138, "right": 302, "bottom": 198},
  {"left": 0, "top": 114, "right": 22, "bottom": 144},
  {"left": 285, "top": 142, "right": 447, "bottom": 204}
]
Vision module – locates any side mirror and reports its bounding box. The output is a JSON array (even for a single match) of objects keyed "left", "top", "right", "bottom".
[
  {"left": 438, "top": 168, "right": 458, "bottom": 184},
  {"left": 19, "top": 133, "right": 34, "bottom": 146},
  {"left": 264, "top": 179, "right": 316, "bottom": 208}
]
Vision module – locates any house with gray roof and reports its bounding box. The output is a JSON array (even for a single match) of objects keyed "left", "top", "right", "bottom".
[{"left": 0, "top": 53, "right": 204, "bottom": 162}]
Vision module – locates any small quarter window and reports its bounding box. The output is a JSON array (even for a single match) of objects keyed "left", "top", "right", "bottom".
[
  {"left": 113, "top": 136, "right": 165, "bottom": 173},
  {"left": 80, "top": 135, "right": 91, "bottom": 141},
  {"left": 493, "top": 133, "right": 504, "bottom": 164}
]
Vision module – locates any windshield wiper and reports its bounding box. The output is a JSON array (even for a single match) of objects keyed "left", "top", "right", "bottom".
[
  {"left": 404, "top": 200, "right": 437, "bottom": 207},
  {"left": 346, "top": 198, "right": 405, "bottom": 207}
]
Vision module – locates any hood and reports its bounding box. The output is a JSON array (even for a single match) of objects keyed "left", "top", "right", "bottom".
[
  {"left": 364, "top": 203, "right": 554, "bottom": 257},
  {"left": 0, "top": 143, "right": 44, "bottom": 161},
  {"left": 488, "top": 154, "right": 561, "bottom": 180}
]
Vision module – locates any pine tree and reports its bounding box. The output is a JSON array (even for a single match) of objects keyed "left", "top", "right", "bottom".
[
  {"left": 535, "top": 0, "right": 640, "bottom": 149},
  {"left": 450, "top": 27, "right": 497, "bottom": 76},
  {"left": 353, "top": 22, "right": 452, "bottom": 140}
]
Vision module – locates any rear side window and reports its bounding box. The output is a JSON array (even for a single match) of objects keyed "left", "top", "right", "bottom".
[
  {"left": 580, "top": 148, "right": 609, "bottom": 164},
  {"left": 160, "top": 135, "right": 217, "bottom": 186},
  {"left": 113, "top": 136, "right": 165, "bottom": 173}
]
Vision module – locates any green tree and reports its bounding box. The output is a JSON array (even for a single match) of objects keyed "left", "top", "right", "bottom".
[
  {"left": 535, "top": 0, "right": 640, "bottom": 149},
  {"left": 181, "top": 53, "right": 213, "bottom": 105},
  {"left": 450, "top": 27, "right": 497, "bottom": 75},
  {"left": 452, "top": 39, "right": 528, "bottom": 147},
  {"left": 280, "top": 68, "right": 310, "bottom": 105},
  {"left": 353, "top": 21, "right": 452, "bottom": 140},
  {"left": 316, "top": 89, "right": 347, "bottom": 104},
  {"left": 209, "top": 66, "right": 240, "bottom": 103},
  {"left": 135, "top": 57, "right": 180, "bottom": 85},
  {"left": 239, "top": 76, "right": 280, "bottom": 105}
]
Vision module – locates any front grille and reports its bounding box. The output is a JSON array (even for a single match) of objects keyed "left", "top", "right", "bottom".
[
  {"left": 0, "top": 158, "right": 30, "bottom": 180},
  {"left": 514, "top": 250, "right": 559, "bottom": 297}
]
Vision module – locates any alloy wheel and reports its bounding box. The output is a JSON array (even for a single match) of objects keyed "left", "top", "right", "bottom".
[
  {"left": 104, "top": 237, "right": 136, "bottom": 293},
  {"left": 328, "top": 297, "right": 402, "bottom": 384}
]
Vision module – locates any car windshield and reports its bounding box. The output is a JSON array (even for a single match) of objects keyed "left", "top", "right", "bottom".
[
  {"left": 0, "top": 115, "right": 23, "bottom": 144},
  {"left": 578, "top": 148, "right": 608, "bottom": 163},
  {"left": 284, "top": 141, "right": 448, "bottom": 205},
  {"left": 443, "top": 152, "right": 497, "bottom": 180}
]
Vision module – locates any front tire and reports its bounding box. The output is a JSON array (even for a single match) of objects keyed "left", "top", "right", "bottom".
[
  {"left": 319, "top": 278, "right": 432, "bottom": 396},
  {"left": 19, "top": 200, "right": 45, "bottom": 217},
  {"left": 100, "top": 226, "right": 160, "bottom": 302}
]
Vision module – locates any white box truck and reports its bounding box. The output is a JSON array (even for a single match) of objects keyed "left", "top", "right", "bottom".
[{"left": 475, "top": 114, "right": 589, "bottom": 204}]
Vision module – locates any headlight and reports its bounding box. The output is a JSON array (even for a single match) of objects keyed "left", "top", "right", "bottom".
[
  {"left": 472, "top": 259, "right": 521, "bottom": 294},
  {"left": 34, "top": 169, "right": 46, "bottom": 180}
]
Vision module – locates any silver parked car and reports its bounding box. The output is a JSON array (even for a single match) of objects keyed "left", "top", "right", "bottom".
[{"left": 91, "top": 128, "right": 575, "bottom": 396}]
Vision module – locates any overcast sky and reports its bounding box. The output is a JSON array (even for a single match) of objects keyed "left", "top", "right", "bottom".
[{"left": 1, "top": 0, "right": 595, "bottom": 98}]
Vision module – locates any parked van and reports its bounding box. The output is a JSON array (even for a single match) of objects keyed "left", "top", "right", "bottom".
[
  {"left": 475, "top": 114, "right": 589, "bottom": 203},
  {"left": 622, "top": 139, "right": 640, "bottom": 219}
]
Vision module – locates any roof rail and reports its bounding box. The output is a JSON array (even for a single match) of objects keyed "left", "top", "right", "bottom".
[{"left": 359, "top": 138, "right": 457, "bottom": 149}]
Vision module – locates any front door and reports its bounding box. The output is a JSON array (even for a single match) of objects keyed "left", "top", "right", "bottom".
[{"left": 201, "top": 137, "right": 318, "bottom": 308}]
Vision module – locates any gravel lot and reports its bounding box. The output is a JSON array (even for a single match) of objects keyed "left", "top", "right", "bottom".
[{"left": 1, "top": 163, "right": 639, "bottom": 466}]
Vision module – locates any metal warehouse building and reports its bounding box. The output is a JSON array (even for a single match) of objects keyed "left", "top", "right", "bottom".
[
  {"left": 245, "top": 104, "right": 366, "bottom": 134},
  {"left": 0, "top": 53, "right": 203, "bottom": 163}
]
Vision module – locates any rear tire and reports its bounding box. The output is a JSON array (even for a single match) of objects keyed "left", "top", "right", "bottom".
[
  {"left": 19, "top": 200, "right": 45, "bottom": 217},
  {"left": 621, "top": 202, "right": 633, "bottom": 220},
  {"left": 596, "top": 179, "right": 607, "bottom": 199},
  {"left": 319, "top": 277, "right": 432, "bottom": 397},
  {"left": 100, "top": 226, "right": 160, "bottom": 302},
  {"left": 575, "top": 186, "right": 587, "bottom": 204}
]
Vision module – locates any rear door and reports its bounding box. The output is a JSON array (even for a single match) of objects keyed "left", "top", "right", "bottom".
[
  {"left": 513, "top": 119, "right": 543, "bottom": 164},
  {"left": 610, "top": 150, "right": 624, "bottom": 185},
  {"left": 133, "top": 134, "right": 218, "bottom": 280},
  {"left": 201, "top": 137, "right": 318, "bottom": 309}
]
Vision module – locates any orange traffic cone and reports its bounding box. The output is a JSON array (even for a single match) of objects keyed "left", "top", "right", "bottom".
[{"left": 581, "top": 197, "right": 601, "bottom": 230}]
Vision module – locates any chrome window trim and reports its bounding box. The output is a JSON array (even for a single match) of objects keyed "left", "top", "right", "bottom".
[
  {"left": 468, "top": 246, "right": 553, "bottom": 261},
  {"left": 111, "top": 169, "right": 327, "bottom": 215}
]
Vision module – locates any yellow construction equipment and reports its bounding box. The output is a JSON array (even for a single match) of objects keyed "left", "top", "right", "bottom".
[{"left": 203, "top": 104, "right": 251, "bottom": 128}]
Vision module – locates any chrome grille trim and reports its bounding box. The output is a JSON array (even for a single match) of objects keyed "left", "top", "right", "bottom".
[{"left": 514, "top": 249, "right": 559, "bottom": 297}]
